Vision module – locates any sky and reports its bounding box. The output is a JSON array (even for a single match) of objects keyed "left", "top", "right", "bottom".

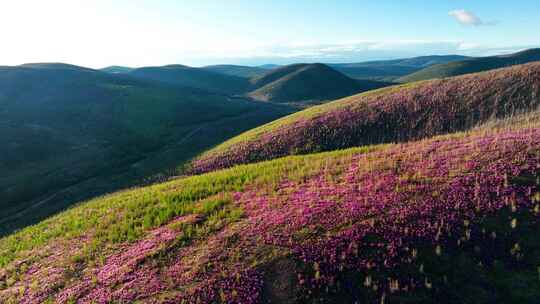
[{"left": 0, "top": 0, "right": 539, "bottom": 68}]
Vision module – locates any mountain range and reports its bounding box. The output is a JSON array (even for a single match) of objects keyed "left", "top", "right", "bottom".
[
  {"left": 104, "top": 62, "right": 392, "bottom": 103},
  {"left": 2, "top": 48, "right": 540, "bottom": 303},
  {"left": 328, "top": 55, "right": 470, "bottom": 81},
  {"left": 399, "top": 48, "right": 540, "bottom": 82},
  {"left": 2, "top": 61, "right": 540, "bottom": 303}
]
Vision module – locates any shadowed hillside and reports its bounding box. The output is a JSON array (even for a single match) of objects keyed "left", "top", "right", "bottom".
[
  {"left": 0, "top": 63, "right": 294, "bottom": 235},
  {"left": 190, "top": 62, "right": 540, "bottom": 174},
  {"left": 247, "top": 63, "right": 390, "bottom": 103},
  {"left": 127, "top": 64, "right": 251, "bottom": 94},
  {"left": 399, "top": 48, "right": 540, "bottom": 82}
]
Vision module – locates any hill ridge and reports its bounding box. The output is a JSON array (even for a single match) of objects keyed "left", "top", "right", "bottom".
[{"left": 398, "top": 48, "right": 540, "bottom": 82}]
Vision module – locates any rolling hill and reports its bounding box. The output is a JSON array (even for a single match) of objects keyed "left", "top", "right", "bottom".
[
  {"left": 1, "top": 118, "right": 538, "bottom": 303},
  {"left": 0, "top": 63, "right": 294, "bottom": 235},
  {"left": 247, "top": 63, "right": 390, "bottom": 103},
  {"left": 127, "top": 64, "right": 251, "bottom": 94},
  {"left": 329, "top": 55, "right": 470, "bottom": 81},
  {"left": 201, "top": 64, "right": 268, "bottom": 78},
  {"left": 190, "top": 62, "right": 540, "bottom": 174},
  {"left": 398, "top": 48, "right": 540, "bottom": 82}
]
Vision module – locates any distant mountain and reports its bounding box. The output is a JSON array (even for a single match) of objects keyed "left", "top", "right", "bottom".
[
  {"left": 127, "top": 64, "right": 251, "bottom": 94},
  {"left": 19, "top": 62, "right": 85, "bottom": 69},
  {"left": 247, "top": 63, "right": 390, "bottom": 103},
  {"left": 329, "top": 55, "right": 470, "bottom": 81},
  {"left": 362, "top": 55, "right": 471, "bottom": 68},
  {"left": 258, "top": 64, "right": 281, "bottom": 69},
  {"left": 398, "top": 48, "right": 540, "bottom": 82},
  {"left": 0, "top": 63, "right": 294, "bottom": 234},
  {"left": 101, "top": 65, "right": 134, "bottom": 74},
  {"left": 201, "top": 64, "right": 267, "bottom": 78}
]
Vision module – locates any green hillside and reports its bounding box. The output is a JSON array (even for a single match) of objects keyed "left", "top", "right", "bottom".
[
  {"left": 398, "top": 48, "right": 540, "bottom": 82},
  {"left": 0, "top": 63, "right": 294, "bottom": 235}
]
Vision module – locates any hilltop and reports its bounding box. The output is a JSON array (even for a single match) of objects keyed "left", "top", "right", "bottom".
[
  {"left": 100, "top": 66, "right": 134, "bottom": 74},
  {"left": 0, "top": 63, "right": 294, "bottom": 235},
  {"left": 1, "top": 120, "right": 538, "bottom": 303},
  {"left": 247, "top": 63, "right": 390, "bottom": 103},
  {"left": 190, "top": 62, "right": 540, "bottom": 174},
  {"left": 398, "top": 48, "right": 540, "bottom": 82}
]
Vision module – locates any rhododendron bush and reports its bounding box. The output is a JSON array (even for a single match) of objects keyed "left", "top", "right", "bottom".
[{"left": 1, "top": 127, "right": 539, "bottom": 303}]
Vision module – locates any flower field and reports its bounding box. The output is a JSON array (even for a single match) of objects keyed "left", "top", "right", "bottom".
[
  {"left": 190, "top": 62, "right": 540, "bottom": 174},
  {"left": 1, "top": 122, "right": 539, "bottom": 303}
]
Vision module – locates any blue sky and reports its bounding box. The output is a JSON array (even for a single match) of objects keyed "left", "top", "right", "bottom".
[{"left": 0, "top": 0, "right": 539, "bottom": 67}]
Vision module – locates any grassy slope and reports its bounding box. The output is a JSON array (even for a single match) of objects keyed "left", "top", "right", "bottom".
[
  {"left": 0, "top": 64, "right": 294, "bottom": 235},
  {"left": 247, "top": 63, "right": 390, "bottom": 103},
  {"left": 0, "top": 116, "right": 539, "bottom": 303},
  {"left": 398, "top": 48, "right": 540, "bottom": 83},
  {"left": 190, "top": 62, "right": 540, "bottom": 174}
]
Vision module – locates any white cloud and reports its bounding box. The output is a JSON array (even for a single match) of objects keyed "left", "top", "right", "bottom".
[{"left": 449, "top": 10, "right": 484, "bottom": 26}]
